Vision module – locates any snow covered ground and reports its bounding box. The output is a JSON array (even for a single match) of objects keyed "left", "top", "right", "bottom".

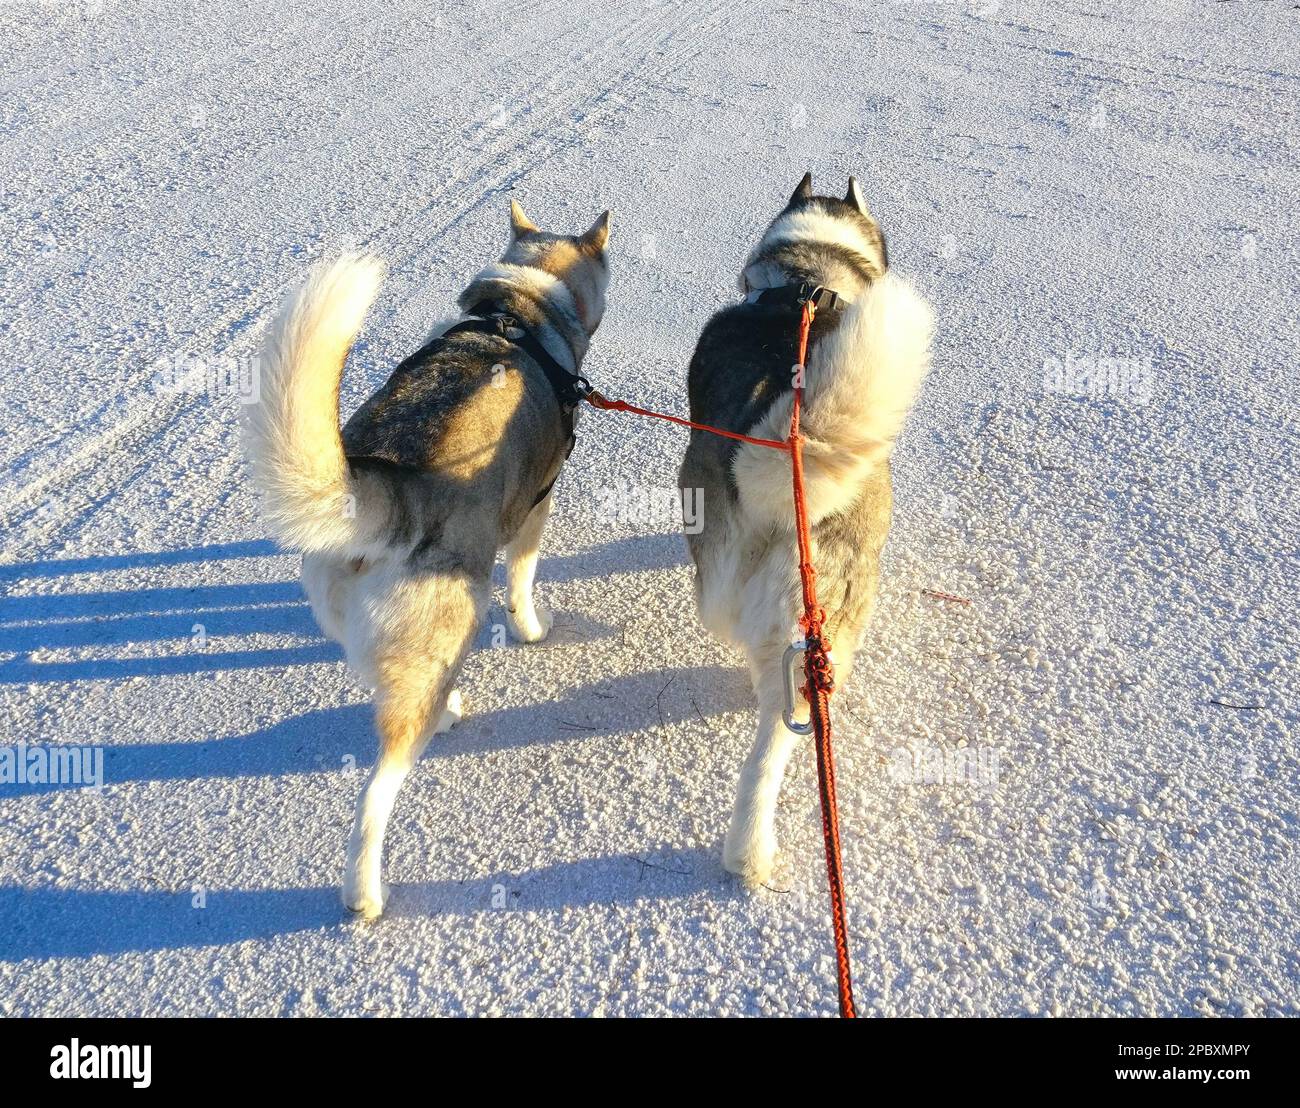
[{"left": 1, "top": 0, "right": 1297, "bottom": 1017}]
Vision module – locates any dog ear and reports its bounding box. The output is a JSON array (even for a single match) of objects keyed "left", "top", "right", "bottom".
[
  {"left": 845, "top": 176, "right": 869, "bottom": 215},
  {"left": 510, "top": 199, "right": 539, "bottom": 238},
  {"left": 580, "top": 210, "right": 611, "bottom": 252},
  {"left": 787, "top": 172, "right": 813, "bottom": 207}
]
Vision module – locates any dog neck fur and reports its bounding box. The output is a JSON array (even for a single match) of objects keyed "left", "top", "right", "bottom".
[
  {"left": 457, "top": 262, "right": 589, "bottom": 372},
  {"left": 742, "top": 206, "right": 885, "bottom": 298}
]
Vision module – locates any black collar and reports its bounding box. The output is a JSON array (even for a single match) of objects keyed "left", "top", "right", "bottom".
[
  {"left": 447, "top": 302, "right": 591, "bottom": 410},
  {"left": 748, "top": 282, "right": 844, "bottom": 313}
]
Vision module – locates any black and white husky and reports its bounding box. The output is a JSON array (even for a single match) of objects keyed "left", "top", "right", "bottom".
[
  {"left": 678, "top": 174, "right": 933, "bottom": 885},
  {"left": 243, "top": 201, "right": 611, "bottom": 917}
]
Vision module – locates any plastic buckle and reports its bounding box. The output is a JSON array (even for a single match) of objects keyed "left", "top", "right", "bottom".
[{"left": 797, "top": 284, "right": 840, "bottom": 313}]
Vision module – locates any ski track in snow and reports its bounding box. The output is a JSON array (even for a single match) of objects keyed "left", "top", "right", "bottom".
[{"left": 0, "top": 0, "right": 1297, "bottom": 1016}]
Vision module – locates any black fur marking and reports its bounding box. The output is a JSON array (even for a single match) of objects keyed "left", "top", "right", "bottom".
[
  {"left": 788, "top": 171, "right": 814, "bottom": 207},
  {"left": 683, "top": 297, "right": 847, "bottom": 484},
  {"left": 752, "top": 240, "right": 881, "bottom": 287},
  {"left": 776, "top": 193, "right": 888, "bottom": 272}
]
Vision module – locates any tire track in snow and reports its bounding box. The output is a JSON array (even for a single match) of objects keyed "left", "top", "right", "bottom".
[{"left": 0, "top": 0, "right": 737, "bottom": 558}]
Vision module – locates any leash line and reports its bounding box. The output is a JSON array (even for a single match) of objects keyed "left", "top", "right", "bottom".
[
  {"left": 583, "top": 289, "right": 858, "bottom": 1019},
  {"left": 790, "top": 299, "right": 857, "bottom": 1019},
  {"left": 583, "top": 391, "right": 791, "bottom": 451}
]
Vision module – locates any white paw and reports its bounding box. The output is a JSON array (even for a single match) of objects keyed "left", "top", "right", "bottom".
[
  {"left": 507, "top": 602, "right": 553, "bottom": 644},
  {"left": 722, "top": 826, "right": 777, "bottom": 887},
  {"left": 342, "top": 881, "right": 388, "bottom": 921},
  {"left": 434, "top": 688, "right": 464, "bottom": 734}
]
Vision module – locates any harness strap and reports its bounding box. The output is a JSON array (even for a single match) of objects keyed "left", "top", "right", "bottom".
[
  {"left": 748, "top": 281, "right": 844, "bottom": 314},
  {"left": 454, "top": 302, "right": 591, "bottom": 409},
  {"left": 447, "top": 306, "right": 588, "bottom": 508}
]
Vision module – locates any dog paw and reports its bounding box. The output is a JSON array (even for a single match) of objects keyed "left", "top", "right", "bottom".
[
  {"left": 722, "top": 829, "right": 777, "bottom": 888},
  {"left": 507, "top": 603, "right": 553, "bottom": 644},
  {"left": 434, "top": 688, "right": 464, "bottom": 734},
  {"left": 343, "top": 882, "right": 388, "bottom": 921}
]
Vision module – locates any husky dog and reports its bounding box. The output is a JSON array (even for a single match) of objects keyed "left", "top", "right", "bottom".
[
  {"left": 678, "top": 174, "right": 933, "bottom": 885},
  {"left": 243, "top": 200, "right": 611, "bottom": 918}
]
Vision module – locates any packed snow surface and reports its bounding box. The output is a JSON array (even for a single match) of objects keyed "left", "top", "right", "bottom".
[{"left": 1, "top": 0, "right": 1297, "bottom": 1016}]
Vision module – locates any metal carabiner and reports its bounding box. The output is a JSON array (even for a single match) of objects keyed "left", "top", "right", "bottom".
[{"left": 782, "top": 640, "right": 815, "bottom": 735}]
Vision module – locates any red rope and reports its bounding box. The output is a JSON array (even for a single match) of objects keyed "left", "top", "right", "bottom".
[
  {"left": 583, "top": 297, "right": 858, "bottom": 1018},
  {"left": 583, "top": 391, "right": 791, "bottom": 451},
  {"left": 790, "top": 301, "right": 857, "bottom": 1019}
]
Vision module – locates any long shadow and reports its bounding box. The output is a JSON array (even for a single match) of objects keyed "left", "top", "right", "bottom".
[
  {"left": 0, "top": 847, "right": 729, "bottom": 961},
  {"left": 0, "top": 644, "right": 342, "bottom": 685},
  {"left": 0, "top": 540, "right": 279, "bottom": 581},
  {"left": 1, "top": 581, "right": 306, "bottom": 624},
  {"left": 1, "top": 533, "right": 683, "bottom": 684},
  {"left": 2, "top": 531, "right": 686, "bottom": 592},
  {"left": 2, "top": 664, "right": 750, "bottom": 795},
  {"left": 0, "top": 571, "right": 336, "bottom": 683},
  {"left": 531, "top": 530, "right": 689, "bottom": 584}
]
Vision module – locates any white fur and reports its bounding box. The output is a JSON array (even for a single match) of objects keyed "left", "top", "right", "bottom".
[
  {"left": 329, "top": 562, "right": 485, "bottom": 917},
  {"left": 741, "top": 260, "right": 791, "bottom": 294},
  {"left": 242, "top": 255, "right": 390, "bottom": 557},
  {"left": 751, "top": 207, "right": 883, "bottom": 275},
  {"left": 321, "top": 486, "right": 553, "bottom": 919},
  {"left": 722, "top": 650, "right": 806, "bottom": 885},
  {"left": 731, "top": 272, "right": 934, "bottom": 528},
  {"left": 464, "top": 262, "right": 584, "bottom": 371},
  {"left": 342, "top": 760, "right": 405, "bottom": 918},
  {"left": 504, "top": 491, "right": 555, "bottom": 643},
  {"left": 846, "top": 177, "right": 868, "bottom": 215},
  {"left": 343, "top": 689, "right": 462, "bottom": 919}
]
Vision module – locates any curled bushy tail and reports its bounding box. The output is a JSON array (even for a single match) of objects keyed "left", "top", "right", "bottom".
[
  {"left": 732, "top": 272, "right": 934, "bottom": 527},
  {"left": 242, "top": 255, "right": 389, "bottom": 554}
]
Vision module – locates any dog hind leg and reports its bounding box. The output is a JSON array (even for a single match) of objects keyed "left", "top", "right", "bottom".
[
  {"left": 505, "top": 492, "right": 554, "bottom": 643},
  {"left": 342, "top": 571, "right": 485, "bottom": 919},
  {"left": 301, "top": 552, "right": 352, "bottom": 645},
  {"left": 723, "top": 637, "right": 806, "bottom": 886}
]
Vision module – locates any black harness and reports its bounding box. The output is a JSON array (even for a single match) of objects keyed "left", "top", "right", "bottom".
[
  {"left": 445, "top": 303, "right": 590, "bottom": 508},
  {"left": 448, "top": 302, "right": 592, "bottom": 412},
  {"left": 748, "top": 281, "right": 844, "bottom": 315}
]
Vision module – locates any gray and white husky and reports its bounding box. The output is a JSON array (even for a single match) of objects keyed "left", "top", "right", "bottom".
[
  {"left": 243, "top": 200, "right": 611, "bottom": 918},
  {"left": 678, "top": 174, "right": 934, "bottom": 885}
]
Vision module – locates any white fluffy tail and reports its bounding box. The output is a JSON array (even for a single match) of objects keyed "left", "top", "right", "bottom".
[
  {"left": 732, "top": 272, "right": 934, "bottom": 527},
  {"left": 243, "top": 255, "right": 387, "bottom": 554}
]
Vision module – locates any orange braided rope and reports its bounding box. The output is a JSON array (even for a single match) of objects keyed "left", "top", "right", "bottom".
[
  {"left": 581, "top": 292, "right": 858, "bottom": 1017},
  {"left": 789, "top": 299, "right": 856, "bottom": 1018}
]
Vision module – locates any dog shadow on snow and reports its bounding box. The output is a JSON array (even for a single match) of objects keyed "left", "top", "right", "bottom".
[
  {"left": 2, "top": 660, "right": 749, "bottom": 792},
  {"left": 0, "top": 540, "right": 331, "bottom": 683},
  {"left": 0, "top": 846, "right": 736, "bottom": 962},
  {"left": 1, "top": 533, "right": 717, "bottom": 792},
  {"left": 0, "top": 533, "right": 682, "bottom": 684},
  {"left": 0, "top": 533, "right": 756, "bottom": 963}
]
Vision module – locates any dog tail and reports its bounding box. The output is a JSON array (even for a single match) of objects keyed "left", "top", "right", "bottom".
[
  {"left": 732, "top": 272, "right": 934, "bottom": 528},
  {"left": 243, "top": 254, "right": 390, "bottom": 555}
]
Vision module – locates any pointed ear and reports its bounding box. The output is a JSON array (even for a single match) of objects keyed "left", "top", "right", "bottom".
[
  {"left": 845, "top": 176, "right": 868, "bottom": 215},
  {"left": 510, "top": 198, "right": 539, "bottom": 238},
  {"left": 788, "top": 172, "right": 813, "bottom": 207},
  {"left": 581, "top": 209, "right": 611, "bottom": 252}
]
